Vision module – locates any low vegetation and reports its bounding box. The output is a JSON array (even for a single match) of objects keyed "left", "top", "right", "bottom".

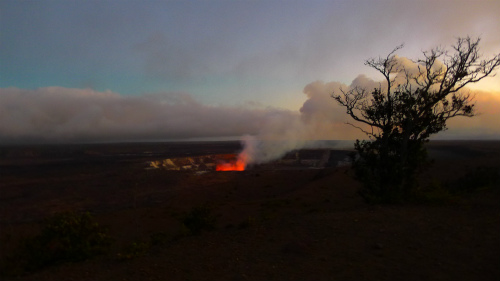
[
  {"left": 418, "top": 166, "right": 499, "bottom": 204},
  {"left": 1, "top": 211, "right": 112, "bottom": 276},
  {"left": 180, "top": 206, "right": 217, "bottom": 235},
  {"left": 117, "top": 240, "right": 150, "bottom": 261}
]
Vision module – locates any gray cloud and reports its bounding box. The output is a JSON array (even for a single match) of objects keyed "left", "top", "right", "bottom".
[
  {"left": 0, "top": 87, "right": 295, "bottom": 143},
  {"left": 2, "top": 55, "right": 499, "bottom": 147}
]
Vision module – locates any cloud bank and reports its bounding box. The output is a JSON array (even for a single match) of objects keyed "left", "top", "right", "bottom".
[
  {"left": 1, "top": 55, "right": 499, "bottom": 153},
  {"left": 0, "top": 87, "right": 295, "bottom": 143}
]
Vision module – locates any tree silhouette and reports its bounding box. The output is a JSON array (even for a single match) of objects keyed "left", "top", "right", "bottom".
[{"left": 333, "top": 36, "right": 500, "bottom": 203}]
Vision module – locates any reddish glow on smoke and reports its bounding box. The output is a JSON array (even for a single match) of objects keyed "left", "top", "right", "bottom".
[{"left": 216, "top": 153, "right": 247, "bottom": 171}]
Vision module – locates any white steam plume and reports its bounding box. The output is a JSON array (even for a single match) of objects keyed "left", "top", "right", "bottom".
[
  {"left": 238, "top": 56, "right": 500, "bottom": 165},
  {"left": 239, "top": 80, "right": 358, "bottom": 165}
]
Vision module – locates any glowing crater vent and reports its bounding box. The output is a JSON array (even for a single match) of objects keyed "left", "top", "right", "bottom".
[{"left": 216, "top": 153, "right": 247, "bottom": 171}]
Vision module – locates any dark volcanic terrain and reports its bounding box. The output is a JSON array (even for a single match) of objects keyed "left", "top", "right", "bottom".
[{"left": 1, "top": 141, "right": 499, "bottom": 280}]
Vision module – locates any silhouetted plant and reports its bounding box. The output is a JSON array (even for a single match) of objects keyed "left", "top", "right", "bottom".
[
  {"left": 149, "top": 231, "right": 170, "bottom": 246},
  {"left": 333, "top": 36, "right": 500, "bottom": 203},
  {"left": 415, "top": 179, "right": 459, "bottom": 205},
  {"left": 117, "top": 240, "right": 149, "bottom": 261},
  {"left": 443, "top": 166, "right": 499, "bottom": 195},
  {"left": 4, "top": 211, "right": 112, "bottom": 274},
  {"left": 416, "top": 167, "right": 499, "bottom": 204}
]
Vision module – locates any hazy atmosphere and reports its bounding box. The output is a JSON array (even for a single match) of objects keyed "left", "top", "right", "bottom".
[{"left": 1, "top": 0, "right": 500, "bottom": 143}]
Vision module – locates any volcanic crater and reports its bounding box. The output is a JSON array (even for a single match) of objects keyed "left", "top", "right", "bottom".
[{"left": 1, "top": 141, "right": 499, "bottom": 281}]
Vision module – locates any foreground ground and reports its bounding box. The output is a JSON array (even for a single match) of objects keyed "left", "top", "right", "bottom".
[{"left": 0, "top": 141, "right": 499, "bottom": 280}]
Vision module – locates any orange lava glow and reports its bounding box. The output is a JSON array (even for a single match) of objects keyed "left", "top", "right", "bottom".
[{"left": 216, "top": 153, "right": 247, "bottom": 171}]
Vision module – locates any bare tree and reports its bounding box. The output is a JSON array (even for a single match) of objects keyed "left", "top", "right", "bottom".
[{"left": 333, "top": 36, "right": 500, "bottom": 202}]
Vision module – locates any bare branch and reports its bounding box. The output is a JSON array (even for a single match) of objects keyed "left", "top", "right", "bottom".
[
  {"left": 345, "top": 122, "right": 376, "bottom": 137},
  {"left": 332, "top": 36, "right": 499, "bottom": 142}
]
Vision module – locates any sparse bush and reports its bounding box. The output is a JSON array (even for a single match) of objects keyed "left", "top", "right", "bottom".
[
  {"left": 117, "top": 240, "right": 149, "bottom": 261},
  {"left": 2, "top": 211, "right": 112, "bottom": 275},
  {"left": 416, "top": 167, "right": 499, "bottom": 204},
  {"left": 416, "top": 180, "right": 459, "bottom": 204},
  {"left": 181, "top": 206, "right": 216, "bottom": 235},
  {"left": 448, "top": 166, "right": 499, "bottom": 193},
  {"left": 149, "top": 231, "right": 170, "bottom": 246},
  {"left": 117, "top": 231, "right": 173, "bottom": 261}
]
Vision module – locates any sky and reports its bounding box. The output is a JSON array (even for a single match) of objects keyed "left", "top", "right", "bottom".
[{"left": 1, "top": 0, "right": 500, "bottom": 145}]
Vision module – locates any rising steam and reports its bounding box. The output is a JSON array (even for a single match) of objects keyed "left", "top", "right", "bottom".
[
  {"left": 235, "top": 80, "right": 360, "bottom": 166},
  {"left": 235, "top": 57, "right": 500, "bottom": 166}
]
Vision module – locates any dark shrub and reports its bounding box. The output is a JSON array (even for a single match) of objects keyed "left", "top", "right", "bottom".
[{"left": 5, "top": 211, "right": 112, "bottom": 274}]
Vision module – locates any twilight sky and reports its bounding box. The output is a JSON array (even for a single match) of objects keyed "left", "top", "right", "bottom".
[{"left": 1, "top": 0, "right": 500, "bottom": 143}]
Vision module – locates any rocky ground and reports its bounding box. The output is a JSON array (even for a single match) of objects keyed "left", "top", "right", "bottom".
[{"left": 0, "top": 141, "right": 499, "bottom": 280}]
